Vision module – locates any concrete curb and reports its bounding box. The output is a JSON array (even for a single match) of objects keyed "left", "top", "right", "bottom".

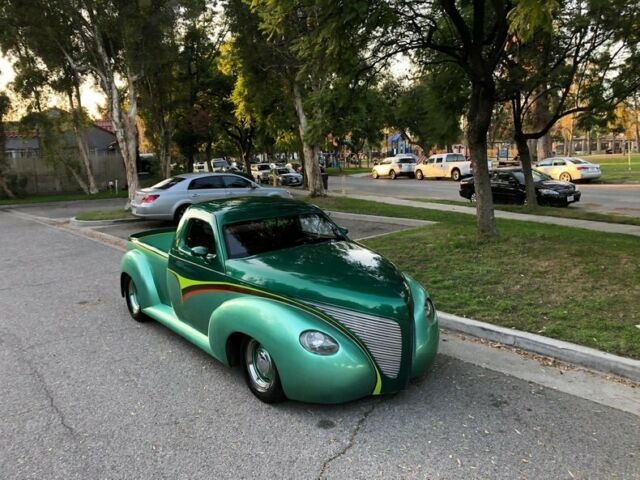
[
  {"left": 438, "top": 311, "right": 640, "bottom": 382},
  {"left": 69, "top": 216, "right": 143, "bottom": 228}
]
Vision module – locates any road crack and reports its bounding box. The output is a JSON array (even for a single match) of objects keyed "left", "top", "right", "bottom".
[
  {"left": 316, "top": 400, "right": 379, "bottom": 480},
  {"left": 0, "top": 333, "right": 77, "bottom": 437}
]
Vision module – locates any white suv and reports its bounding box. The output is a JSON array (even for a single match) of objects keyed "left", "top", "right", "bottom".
[
  {"left": 251, "top": 163, "right": 272, "bottom": 183},
  {"left": 371, "top": 154, "right": 417, "bottom": 179},
  {"left": 414, "top": 153, "right": 471, "bottom": 181}
]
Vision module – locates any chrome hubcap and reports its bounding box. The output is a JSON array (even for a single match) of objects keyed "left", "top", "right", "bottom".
[
  {"left": 246, "top": 340, "right": 274, "bottom": 393},
  {"left": 128, "top": 280, "right": 140, "bottom": 315}
]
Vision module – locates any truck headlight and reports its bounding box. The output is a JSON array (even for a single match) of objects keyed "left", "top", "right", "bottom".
[
  {"left": 425, "top": 298, "right": 435, "bottom": 323},
  {"left": 300, "top": 330, "right": 339, "bottom": 355}
]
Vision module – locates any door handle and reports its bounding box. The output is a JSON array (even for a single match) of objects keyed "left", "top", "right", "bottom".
[{"left": 191, "top": 193, "right": 200, "bottom": 198}]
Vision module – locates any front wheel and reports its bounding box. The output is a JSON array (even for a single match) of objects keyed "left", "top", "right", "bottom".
[
  {"left": 372, "top": 170, "right": 378, "bottom": 179},
  {"left": 242, "top": 338, "right": 285, "bottom": 403},
  {"left": 470, "top": 192, "right": 477, "bottom": 203},
  {"left": 559, "top": 172, "right": 572, "bottom": 182},
  {"left": 389, "top": 170, "right": 397, "bottom": 180},
  {"left": 415, "top": 169, "right": 424, "bottom": 180}
]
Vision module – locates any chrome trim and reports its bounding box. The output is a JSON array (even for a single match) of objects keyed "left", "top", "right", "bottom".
[{"left": 309, "top": 302, "right": 402, "bottom": 378}]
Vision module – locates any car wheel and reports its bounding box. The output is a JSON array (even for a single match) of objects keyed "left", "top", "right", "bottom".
[
  {"left": 470, "top": 192, "right": 477, "bottom": 203},
  {"left": 559, "top": 172, "right": 572, "bottom": 182},
  {"left": 390, "top": 170, "right": 397, "bottom": 180},
  {"left": 242, "top": 338, "right": 285, "bottom": 403},
  {"left": 124, "top": 276, "right": 148, "bottom": 322},
  {"left": 173, "top": 204, "right": 190, "bottom": 223},
  {"left": 372, "top": 170, "right": 378, "bottom": 179},
  {"left": 451, "top": 169, "right": 461, "bottom": 181},
  {"left": 415, "top": 170, "right": 424, "bottom": 180}
]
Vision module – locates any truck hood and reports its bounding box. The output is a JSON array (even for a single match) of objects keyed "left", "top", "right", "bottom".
[{"left": 225, "top": 240, "right": 410, "bottom": 320}]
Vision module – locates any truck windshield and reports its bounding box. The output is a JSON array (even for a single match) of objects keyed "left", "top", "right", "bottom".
[{"left": 224, "top": 214, "right": 343, "bottom": 259}]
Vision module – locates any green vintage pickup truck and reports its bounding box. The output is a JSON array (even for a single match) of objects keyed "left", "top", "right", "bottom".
[{"left": 120, "top": 197, "right": 439, "bottom": 403}]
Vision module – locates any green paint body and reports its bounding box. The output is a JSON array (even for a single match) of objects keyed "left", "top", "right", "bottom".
[{"left": 120, "top": 197, "right": 438, "bottom": 403}]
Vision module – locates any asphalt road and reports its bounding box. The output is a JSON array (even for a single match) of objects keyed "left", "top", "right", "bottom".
[
  {"left": 1, "top": 210, "right": 638, "bottom": 479},
  {"left": 329, "top": 174, "right": 640, "bottom": 217}
]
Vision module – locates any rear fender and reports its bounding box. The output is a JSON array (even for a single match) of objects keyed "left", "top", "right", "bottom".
[
  {"left": 120, "top": 249, "right": 162, "bottom": 309},
  {"left": 208, "top": 297, "right": 377, "bottom": 403}
]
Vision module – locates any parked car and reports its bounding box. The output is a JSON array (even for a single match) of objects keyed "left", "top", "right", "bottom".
[
  {"left": 251, "top": 163, "right": 272, "bottom": 183},
  {"left": 193, "top": 158, "right": 230, "bottom": 173},
  {"left": 371, "top": 154, "right": 417, "bottom": 179},
  {"left": 130, "top": 173, "right": 291, "bottom": 222},
  {"left": 459, "top": 168, "right": 581, "bottom": 206},
  {"left": 415, "top": 153, "right": 488, "bottom": 181},
  {"left": 535, "top": 156, "right": 601, "bottom": 182},
  {"left": 270, "top": 167, "right": 303, "bottom": 186},
  {"left": 121, "top": 197, "right": 439, "bottom": 403}
]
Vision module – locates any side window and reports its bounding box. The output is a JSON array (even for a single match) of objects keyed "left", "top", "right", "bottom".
[
  {"left": 184, "top": 219, "right": 216, "bottom": 253},
  {"left": 435, "top": 157, "right": 443, "bottom": 164},
  {"left": 538, "top": 159, "right": 552, "bottom": 167},
  {"left": 189, "top": 176, "right": 225, "bottom": 190},
  {"left": 223, "top": 175, "right": 251, "bottom": 188},
  {"left": 553, "top": 159, "right": 566, "bottom": 166},
  {"left": 426, "top": 157, "right": 435, "bottom": 165}
]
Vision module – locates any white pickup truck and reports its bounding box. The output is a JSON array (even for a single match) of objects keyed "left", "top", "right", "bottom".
[{"left": 415, "top": 153, "right": 491, "bottom": 181}]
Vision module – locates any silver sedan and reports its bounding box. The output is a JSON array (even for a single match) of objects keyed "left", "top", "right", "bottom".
[{"left": 131, "top": 172, "right": 292, "bottom": 221}]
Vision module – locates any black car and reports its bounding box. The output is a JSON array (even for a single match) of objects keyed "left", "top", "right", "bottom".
[{"left": 459, "top": 168, "right": 581, "bottom": 207}]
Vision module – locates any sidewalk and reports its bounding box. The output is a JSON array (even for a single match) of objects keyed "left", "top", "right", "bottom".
[{"left": 346, "top": 194, "right": 640, "bottom": 237}]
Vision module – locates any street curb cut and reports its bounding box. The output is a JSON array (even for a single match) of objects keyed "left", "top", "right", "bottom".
[
  {"left": 438, "top": 311, "right": 640, "bottom": 382},
  {"left": 70, "top": 216, "right": 143, "bottom": 228}
]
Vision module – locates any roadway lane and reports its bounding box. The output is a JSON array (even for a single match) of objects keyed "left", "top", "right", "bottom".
[
  {"left": 330, "top": 174, "right": 640, "bottom": 217},
  {"left": 1, "top": 211, "right": 638, "bottom": 479}
]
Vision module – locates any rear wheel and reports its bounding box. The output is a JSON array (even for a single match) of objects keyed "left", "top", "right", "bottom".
[
  {"left": 389, "top": 170, "right": 397, "bottom": 180},
  {"left": 242, "top": 338, "right": 285, "bottom": 403},
  {"left": 451, "top": 169, "right": 461, "bottom": 181},
  {"left": 559, "top": 172, "right": 572, "bottom": 182},
  {"left": 415, "top": 169, "right": 424, "bottom": 180},
  {"left": 124, "top": 276, "right": 148, "bottom": 322},
  {"left": 173, "top": 204, "right": 190, "bottom": 223}
]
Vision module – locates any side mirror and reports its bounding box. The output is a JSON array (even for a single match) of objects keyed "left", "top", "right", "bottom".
[
  {"left": 191, "top": 245, "right": 209, "bottom": 257},
  {"left": 250, "top": 183, "right": 258, "bottom": 189}
]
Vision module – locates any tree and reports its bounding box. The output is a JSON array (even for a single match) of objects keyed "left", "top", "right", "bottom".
[
  {"left": 0, "top": 0, "right": 99, "bottom": 193},
  {"left": 503, "top": 0, "right": 640, "bottom": 206},
  {"left": 0, "top": 93, "right": 15, "bottom": 198}
]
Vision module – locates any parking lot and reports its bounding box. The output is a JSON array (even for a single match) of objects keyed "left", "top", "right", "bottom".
[{"left": 1, "top": 206, "right": 638, "bottom": 479}]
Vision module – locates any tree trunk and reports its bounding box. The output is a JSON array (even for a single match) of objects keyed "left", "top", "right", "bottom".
[
  {"left": 159, "top": 122, "right": 172, "bottom": 178},
  {"left": 70, "top": 83, "right": 98, "bottom": 193},
  {"left": 293, "top": 83, "right": 324, "bottom": 196},
  {"left": 66, "top": 164, "right": 90, "bottom": 194},
  {"left": 468, "top": 81, "right": 497, "bottom": 238},
  {"left": 0, "top": 113, "right": 16, "bottom": 199},
  {"left": 514, "top": 134, "right": 537, "bottom": 208}
]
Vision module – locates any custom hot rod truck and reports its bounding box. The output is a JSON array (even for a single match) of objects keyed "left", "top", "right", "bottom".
[{"left": 120, "top": 197, "right": 439, "bottom": 403}]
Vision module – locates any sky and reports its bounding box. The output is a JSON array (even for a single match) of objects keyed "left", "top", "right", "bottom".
[{"left": 0, "top": 55, "right": 106, "bottom": 119}]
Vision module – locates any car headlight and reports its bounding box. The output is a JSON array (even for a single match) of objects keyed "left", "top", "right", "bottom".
[
  {"left": 425, "top": 298, "right": 435, "bottom": 323},
  {"left": 538, "top": 188, "right": 559, "bottom": 196},
  {"left": 300, "top": 330, "right": 339, "bottom": 355}
]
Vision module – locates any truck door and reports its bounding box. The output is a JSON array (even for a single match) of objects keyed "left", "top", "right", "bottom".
[{"left": 167, "top": 214, "right": 227, "bottom": 335}]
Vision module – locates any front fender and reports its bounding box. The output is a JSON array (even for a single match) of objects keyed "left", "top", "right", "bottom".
[
  {"left": 209, "top": 297, "right": 377, "bottom": 404},
  {"left": 120, "top": 249, "right": 161, "bottom": 310},
  {"left": 405, "top": 274, "right": 439, "bottom": 378}
]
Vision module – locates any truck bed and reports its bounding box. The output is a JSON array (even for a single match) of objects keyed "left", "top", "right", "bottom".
[{"left": 129, "top": 228, "right": 176, "bottom": 255}]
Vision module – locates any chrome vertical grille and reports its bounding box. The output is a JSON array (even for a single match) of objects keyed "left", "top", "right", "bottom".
[{"left": 309, "top": 302, "right": 403, "bottom": 378}]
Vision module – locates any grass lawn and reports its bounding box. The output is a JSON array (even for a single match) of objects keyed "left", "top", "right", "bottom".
[
  {"left": 0, "top": 190, "right": 128, "bottom": 206},
  {"left": 75, "top": 209, "right": 135, "bottom": 221},
  {"left": 414, "top": 198, "right": 640, "bottom": 227},
  {"left": 308, "top": 195, "right": 640, "bottom": 359},
  {"left": 325, "top": 167, "right": 371, "bottom": 176},
  {"left": 579, "top": 153, "right": 640, "bottom": 183}
]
